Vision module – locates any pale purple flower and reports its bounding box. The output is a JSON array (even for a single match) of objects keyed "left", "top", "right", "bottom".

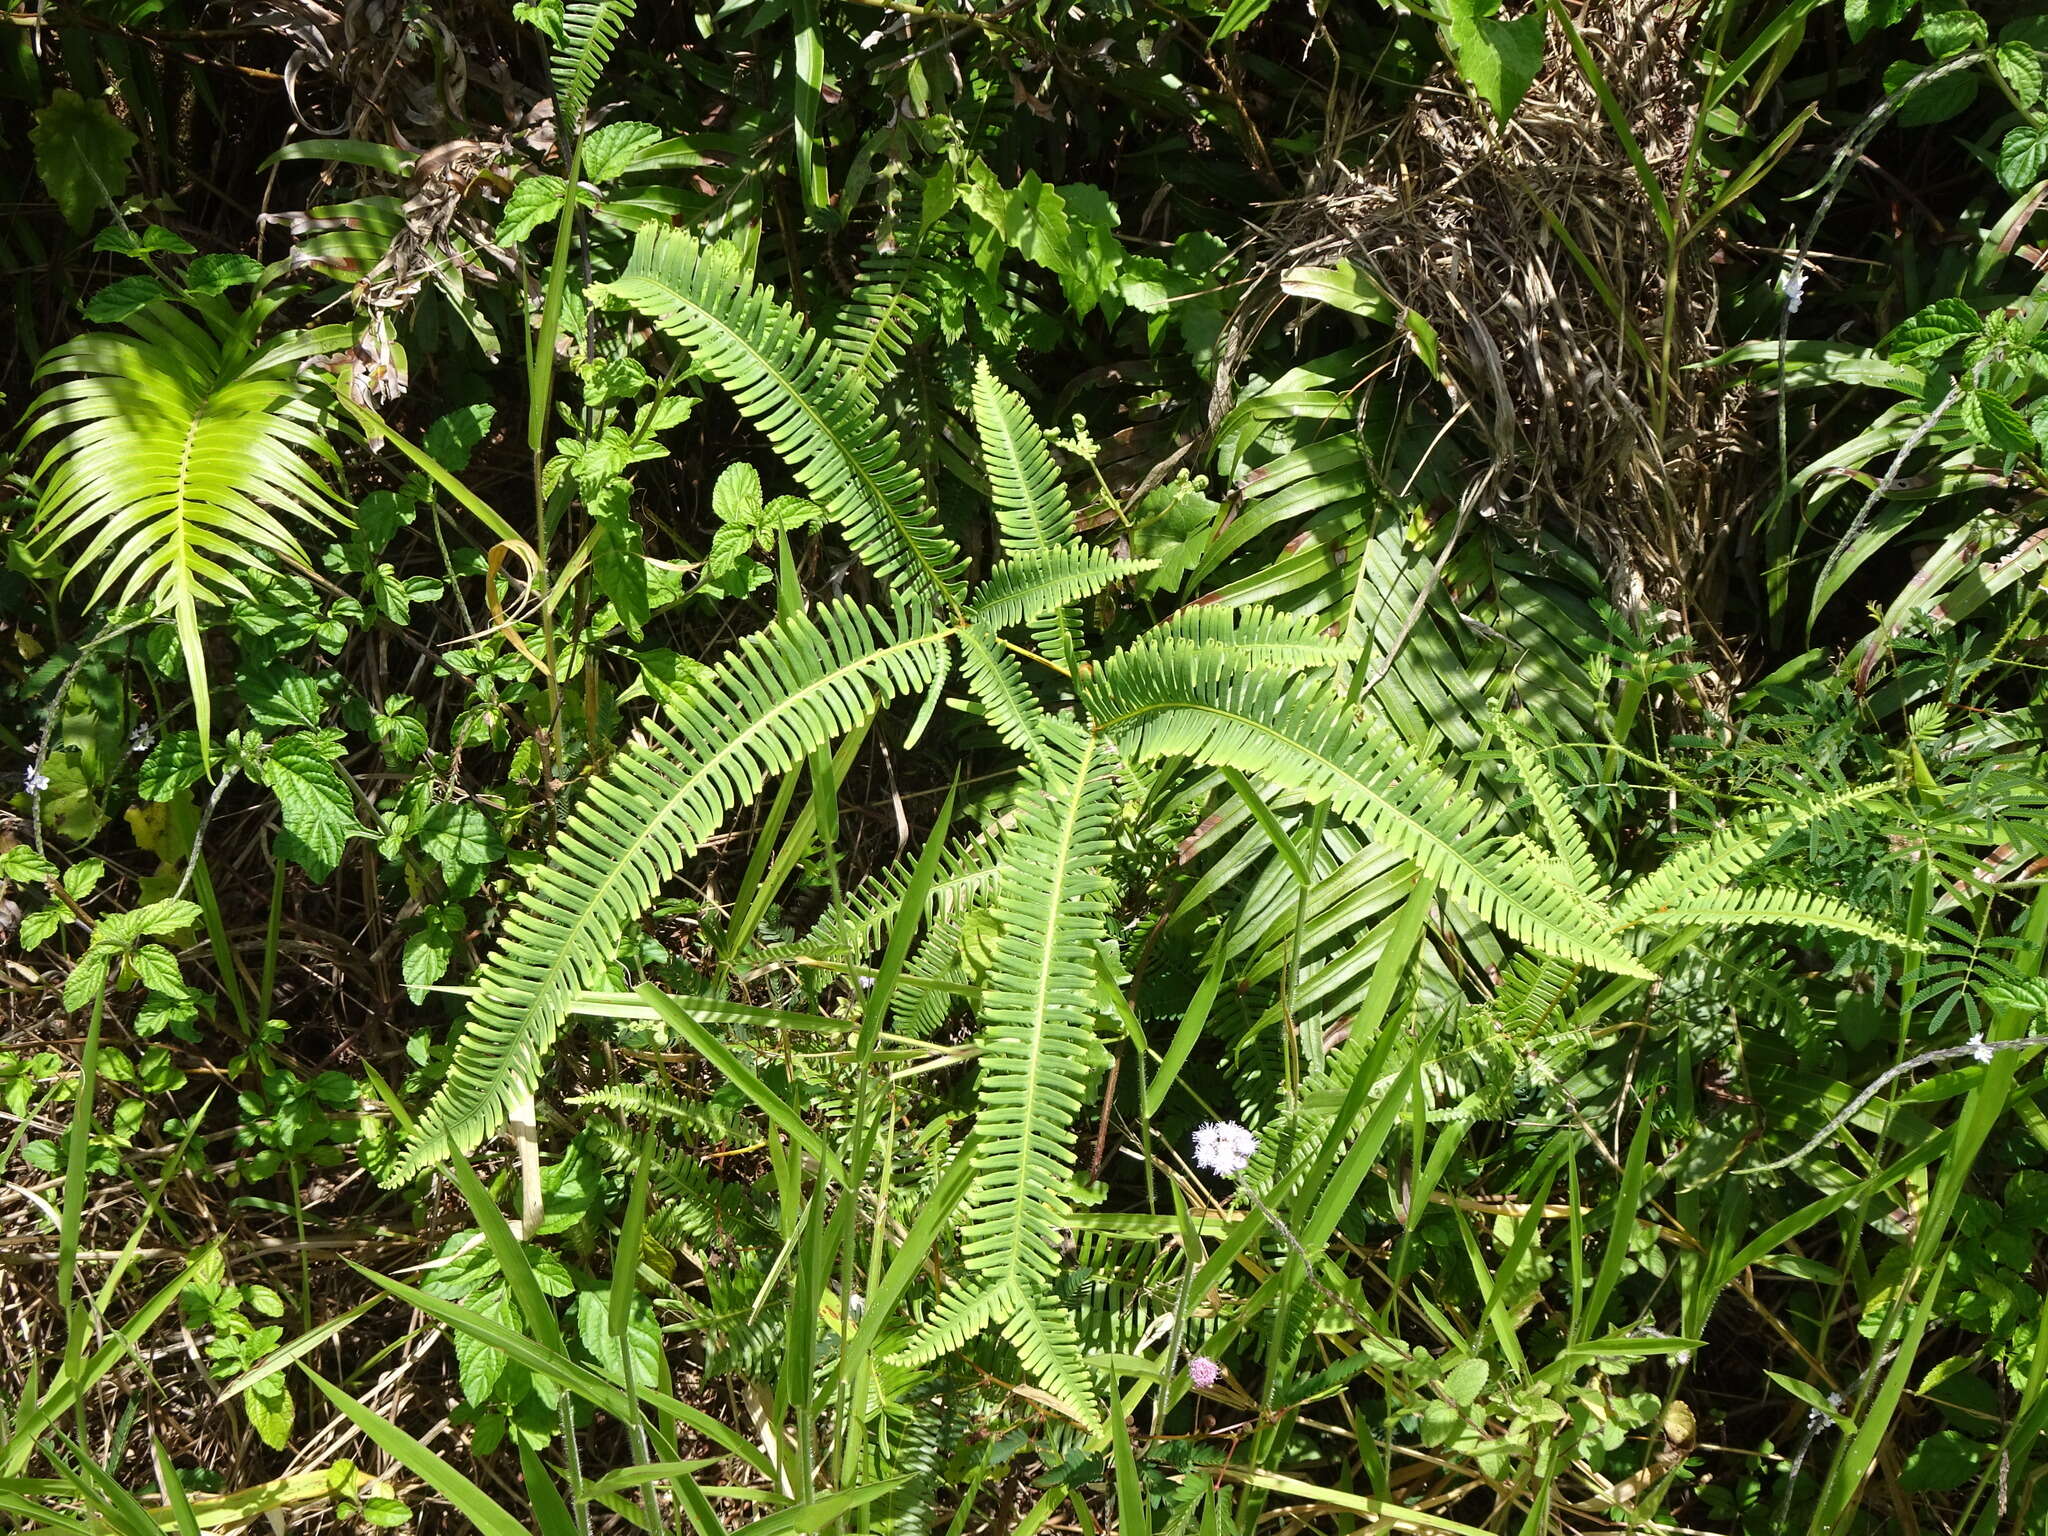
[
  {"left": 21, "top": 767, "right": 49, "bottom": 796},
  {"left": 1192, "top": 1120, "right": 1257, "bottom": 1178},
  {"left": 1187, "top": 1355, "right": 1221, "bottom": 1389}
]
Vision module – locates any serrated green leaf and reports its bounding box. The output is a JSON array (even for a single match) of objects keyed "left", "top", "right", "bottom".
[
  {"left": 83, "top": 276, "right": 171, "bottom": 323},
  {"left": 1915, "top": 7, "right": 1985, "bottom": 55},
  {"left": 580, "top": 120, "right": 661, "bottom": 181},
  {"left": 1883, "top": 298, "right": 1982, "bottom": 366},
  {"left": 139, "top": 732, "right": 205, "bottom": 802},
  {"left": 261, "top": 735, "right": 363, "bottom": 879},
  {"left": 1999, "top": 124, "right": 2048, "bottom": 191},
  {"left": 498, "top": 175, "right": 573, "bottom": 244},
  {"left": 1961, "top": 388, "right": 2035, "bottom": 456},
  {"left": 1996, "top": 41, "right": 2045, "bottom": 105},
  {"left": 187, "top": 253, "right": 266, "bottom": 295},
  {"left": 32, "top": 90, "right": 136, "bottom": 232}
]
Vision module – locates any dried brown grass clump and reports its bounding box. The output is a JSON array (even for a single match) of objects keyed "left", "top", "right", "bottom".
[{"left": 1249, "top": 0, "right": 1750, "bottom": 656}]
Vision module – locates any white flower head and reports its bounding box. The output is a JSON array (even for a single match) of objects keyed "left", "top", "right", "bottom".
[
  {"left": 1970, "top": 1033, "right": 1995, "bottom": 1065},
  {"left": 128, "top": 723, "right": 153, "bottom": 755},
  {"left": 1192, "top": 1120, "right": 1258, "bottom": 1179},
  {"left": 1780, "top": 259, "right": 1806, "bottom": 314},
  {"left": 22, "top": 767, "right": 49, "bottom": 796}
]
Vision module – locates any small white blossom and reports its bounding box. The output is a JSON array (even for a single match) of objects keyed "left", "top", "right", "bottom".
[
  {"left": 1970, "top": 1034, "right": 1995, "bottom": 1065},
  {"left": 128, "top": 723, "right": 153, "bottom": 754},
  {"left": 1826, "top": 1391, "right": 1845, "bottom": 1411},
  {"left": 21, "top": 767, "right": 49, "bottom": 796},
  {"left": 1674, "top": 1349, "right": 1692, "bottom": 1366},
  {"left": 1781, "top": 260, "right": 1806, "bottom": 314},
  {"left": 1192, "top": 1120, "right": 1258, "bottom": 1178}
]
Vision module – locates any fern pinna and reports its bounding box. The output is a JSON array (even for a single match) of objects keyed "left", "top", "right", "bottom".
[{"left": 393, "top": 227, "right": 1852, "bottom": 1416}]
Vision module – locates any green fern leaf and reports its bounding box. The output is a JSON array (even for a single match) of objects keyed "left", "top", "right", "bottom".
[
  {"left": 1626, "top": 886, "right": 1915, "bottom": 947},
  {"left": 1082, "top": 651, "right": 1653, "bottom": 979},
  {"left": 957, "top": 627, "right": 1048, "bottom": 756},
  {"left": 384, "top": 600, "right": 952, "bottom": 1183},
  {"left": 1494, "top": 712, "right": 1605, "bottom": 899},
  {"left": 1613, "top": 784, "right": 1890, "bottom": 925},
  {"left": 597, "top": 230, "right": 970, "bottom": 613},
  {"left": 1132, "top": 603, "right": 1358, "bottom": 672},
  {"left": 958, "top": 724, "right": 1117, "bottom": 1286},
  {"left": 21, "top": 297, "right": 344, "bottom": 757},
  {"left": 552, "top": 0, "right": 636, "bottom": 131},
  {"left": 972, "top": 358, "right": 1075, "bottom": 559},
  {"left": 825, "top": 256, "right": 934, "bottom": 384},
  {"left": 971, "top": 358, "right": 1088, "bottom": 665},
  {"left": 970, "top": 549, "right": 1156, "bottom": 634}
]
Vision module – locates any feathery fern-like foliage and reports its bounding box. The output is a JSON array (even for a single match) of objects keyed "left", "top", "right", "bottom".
[
  {"left": 1082, "top": 650, "right": 1654, "bottom": 978},
  {"left": 551, "top": 0, "right": 636, "bottom": 131},
  {"left": 896, "top": 725, "right": 1115, "bottom": 1420},
  {"left": 825, "top": 257, "right": 935, "bottom": 385},
  {"left": 385, "top": 600, "right": 951, "bottom": 1182},
  {"left": 597, "top": 230, "right": 970, "bottom": 613},
  {"left": 21, "top": 296, "right": 345, "bottom": 755}
]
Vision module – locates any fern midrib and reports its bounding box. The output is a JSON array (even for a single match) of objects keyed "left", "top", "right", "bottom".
[
  {"left": 625, "top": 260, "right": 967, "bottom": 620},
  {"left": 398, "top": 625, "right": 953, "bottom": 1172},
  {"left": 976, "top": 735, "right": 1101, "bottom": 1285}
]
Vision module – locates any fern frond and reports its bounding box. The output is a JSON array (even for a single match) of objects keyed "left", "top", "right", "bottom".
[
  {"left": 889, "top": 911, "right": 974, "bottom": 1037},
  {"left": 1082, "top": 653, "right": 1653, "bottom": 979},
  {"left": 1494, "top": 713, "right": 1604, "bottom": 899},
  {"left": 972, "top": 359, "right": 1075, "bottom": 559},
  {"left": 895, "top": 1280, "right": 1014, "bottom": 1367},
  {"left": 598, "top": 230, "right": 970, "bottom": 612},
  {"left": 1132, "top": 603, "right": 1358, "bottom": 673},
  {"left": 1490, "top": 953, "right": 1577, "bottom": 1041},
  {"left": 552, "top": 0, "right": 636, "bottom": 130},
  {"left": 22, "top": 298, "right": 343, "bottom": 756},
  {"left": 770, "top": 833, "right": 1001, "bottom": 965},
  {"left": 972, "top": 358, "right": 1086, "bottom": 665},
  {"left": 1613, "top": 784, "right": 1889, "bottom": 925},
  {"left": 574, "top": 1081, "right": 751, "bottom": 1140},
  {"left": 957, "top": 724, "right": 1117, "bottom": 1294},
  {"left": 957, "top": 626, "right": 1048, "bottom": 756},
  {"left": 970, "top": 549, "right": 1155, "bottom": 633},
  {"left": 385, "top": 600, "right": 952, "bottom": 1184},
  {"left": 998, "top": 1285, "right": 1102, "bottom": 1428},
  {"left": 1627, "top": 886, "right": 1915, "bottom": 947},
  {"left": 825, "top": 256, "right": 934, "bottom": 384}
]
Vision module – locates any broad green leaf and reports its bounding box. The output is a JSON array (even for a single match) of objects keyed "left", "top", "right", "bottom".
[
  {"left": 1445, "top": 0, "right": 1548, "bottom": 122},
  {"left": 1914, "top": 6, "right": 1985, "bottom": 55},
  {"left": 31, "top": 90, "right": 136, "bottom": 232},
  {"left": 1998, "top": 124, "right": 2048, "bottom": 191},
  {"left": 499, "top": 175, "right": 573, "bottom": 243},
  {"left": 1882, "top": 298, "right": 1981, "bottom": 366},
  {"left": 260, "top": 735, "right": 363, "bottom": 879},
  {"left": 188, "top": 254, "right": 267, "bottom": 295},
  {"left": 138, "top": 733, "right": 205, "bottom": 802},
  {"left": 1996, "top": 40, "right": 2044, "bottom": 105},
  {"left": 83, "top": 276, "right": 172, "bottom": 324},
  {"left": 581, "top": 119, "right": 662, "bottom": 180},
  {"left": 403, "top": 904, "right": 464, "bottom": 1003},
  {"left": 1960, "top": 388, "right": 2034, "bottom": 456}
]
